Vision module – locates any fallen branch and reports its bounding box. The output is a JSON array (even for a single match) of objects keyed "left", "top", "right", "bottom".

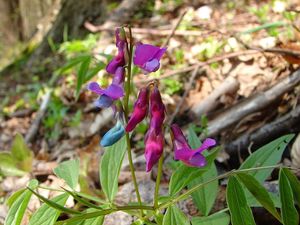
[
  {"left": 135, "top": 50, "right": 259, "bottom": 84},
  {"left": 204, "top": 69, "right": 300, "bottom": 138},
  {"left": 25, "top": 90, "right": 52, "bottom": 143},
  {"left": 191, "top": 76, "right": 240, "bottom": 116},
  {"left": 225, "top": 104, "right": 300, "bottom": 157}
]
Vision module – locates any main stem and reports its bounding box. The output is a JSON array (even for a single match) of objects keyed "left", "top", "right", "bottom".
[
  {"left": 154, "top": 155, "right": 164, "bottom": 208},
  {"left": 123, "top": 26, "right": 143, "bottom": 216}
]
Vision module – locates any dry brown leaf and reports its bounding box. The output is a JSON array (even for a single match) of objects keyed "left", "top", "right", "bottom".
[{"left": 280, "top": 42, "right": 300, "bottom": 65}]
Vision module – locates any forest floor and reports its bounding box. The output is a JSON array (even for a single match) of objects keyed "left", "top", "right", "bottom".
[{"left": 1, "top": 0, "right": 300, "bottom": 224}]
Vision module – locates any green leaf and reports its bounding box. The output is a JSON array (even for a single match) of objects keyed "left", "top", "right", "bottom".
[
  {"left": 227, "top": 176, "right": 256, "bottom": 225},
  {"left": 57, "top": 55, "right": 90, "bottom": 74},
  {"left": 236, "top": 173, "right": 281, "bottom": 221},
  {"left": 281, "top": 168, "right": 300, "bottom": 206},
  {"left": 187, "top": 127, "right": 218, "bottom": 216},
  {"left": 0, "top": 152, "right": 27, "bottom": 176},
  {"left": 239, "top": 134, "right": 294, "bottom": 182},
  {"left": 100, "top": 136, "right": 127, "bottom": 202},
  {"left": 169, "top": 147, "right": 220, "bottom": 196},
  {"left": 192, "top": 212, "right": 230, "bottom": 225},
  {"left": 5, "top": 179, "right": 38, "bottom": 225},
  {"left": 6, "top": 188, "right": 26, "bottom": 207},
  {"left": 279, "top": 169, "right": 299, "bottom": 225},
  {"left": 27, "top": 188, "right": 80, "bottom": 215},
  {"left": 28, "top": 193, "right": 69, "bottom": 225},
  {"left": 11, "top": 133, "right": 33, "bottom": 172},
  {"left": 76, "top": 56, "right": 91, "bottom": 98},
  {"left": 55, "top": 209, "right": 112, "bottom": 225},
  {"left": 84, "top": 62, "right": 106, "bottom": 82},
  {"left": 162, "top": 205, "right": 190, "bottom": 225},
  {"left": 53, "top": 159, "right": 80, "bottom": 189}
]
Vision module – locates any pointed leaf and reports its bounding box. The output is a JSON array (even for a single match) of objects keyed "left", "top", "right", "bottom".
[
  {"left": 187, "top": 127, "right": 218, "bottom": 216},
  {"left": 192, "top": 212, "right": 230, "bottom": 225},
  {"left": 162, "top": 205, "right": 190, "bottom": 225},
  {"left": 27, "top": 188, "right": 80, "bottom": 215},
  {"left": 6, "top": 188, "right": 26, "bottom": 208},
  {"left": 5, "top": 179, "right": 38, "bottom": 225},
  {"left": 169, "top": 147, "right": 220, "bottom": 195},
  {"left": 100, "top": 136, "right": 127, "bottom": 202},
  {"left": 11, "top": 133, "right": 33, "bottom": 172},
  {"left": 236, "top": 173, "right": 281, "bottom": 221},
  {"left": 281, "top": 168, "right": 300, "bottom": 206},
  {"left": 239, "top": 134, "right": 294, "bottom": 182},
  {"left": 227, "top": 176, "right": 256, "bottom": 225},
  {"left": 76, "top": 56, "right": 91, "bottom": 98},
  {"left": 29, "top": 193, "right": 69, "bottom": 225},
  {"left": 0, "top": 152, "right": 26, "bottom": 176},
  {"left": 279, "top": 169, "right": 299, "bottom": 225},
  {"left": 53, "top": 159, "right": 80, "bottom": 189}
]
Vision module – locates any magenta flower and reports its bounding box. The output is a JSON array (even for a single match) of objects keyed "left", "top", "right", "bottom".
[
  {"left": 171, "top": 124, "right": 216, "bottom": 167},
  {"left": 106, "top": 28, "right": 127, "bottom": 74},
  {"left": 149, "top": 87, "right": 165, "bottom": 135},
  {"left": 125, "top": 88, "right": 149, "bottom": 132},
  {"left": 144, "top": 128, "right": 164, "bottom": 172},
  {"left": 87, "top": 67, "right": 125, "bottom": 108},
  {"left": 133, "top": 43, "right": 166, "bottom": 73}
]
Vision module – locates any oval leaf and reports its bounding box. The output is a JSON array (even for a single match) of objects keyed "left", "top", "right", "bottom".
[
  {"left": 53, "top": 159, "right": 80, "bottom": 189},
  {"left": 227, "top": 176, "right": 256, "bottom": 225},
  {"left": 100, "top": 136, "right": 127, "bottom": 202},
  {"left": 239, "top": 134, "right": 294, "bottom": 182},
  {"left": 279, "top": 169, "right": 299, "bottom": 225},
  {"left": 236, "top": 173, "right": 281, "bottom": 221},
  {"left": 187, "top": 127, "right": 218, "bottom": 216},
  {"left": 162, "top": 205, "right": 190, "bottom": 225}
]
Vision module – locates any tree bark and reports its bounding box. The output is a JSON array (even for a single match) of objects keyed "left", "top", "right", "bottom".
[{"left": 27, "top": 0, "right": 105, "bottom": 66}]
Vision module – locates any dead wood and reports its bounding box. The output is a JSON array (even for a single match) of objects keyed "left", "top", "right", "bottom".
[
  {"left": 204, "top": 69, "right": 300, "bottom": 138},
  {"left": 224, "top": 104, "right": 300, "bottom": 158},
  {"left": 191, "top": 76, "right": 240, "bottom": 117}
]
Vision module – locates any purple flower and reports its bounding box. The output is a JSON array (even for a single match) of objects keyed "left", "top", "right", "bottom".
[
  {"left": 133, "top": 43, "right": 166, "bottom": 73},
  {"left": 88, "top": 67, "right": 125, "bottom": 108},
  {"left": 149, "top": 87, "right": 165, "bottom": 135},
  {"left": 125, "top": 88, "right": 149, "bottom": 132},
  {"left": 106, "top": 28, "right": 127, "bottom": 74},
  {"left": 144, "top": 127, "right": 164, "bottom": 172},
  {"left": 170, "top": 124, "right": 216, "bottom": 167}
]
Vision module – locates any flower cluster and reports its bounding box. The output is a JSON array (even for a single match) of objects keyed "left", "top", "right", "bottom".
[{"left": 88, "top": 27, "right": 216, "bottom": 172}]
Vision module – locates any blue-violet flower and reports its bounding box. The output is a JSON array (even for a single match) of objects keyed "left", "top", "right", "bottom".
[{"left": 100, "top": 120, "right": 125, "bottom": 147}]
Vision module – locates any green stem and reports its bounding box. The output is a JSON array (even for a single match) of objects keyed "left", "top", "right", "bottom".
[
  {"left": 116, "top": 205, "right": 154, "bottom": 211},
  {"left": 158, "top": 165, "right": 282, "bottom": 210},
  {"left": 123, "top": 26, "right": 143, "bottom": 216},
  {"left": 154, "top": 155, "right": 164, "bottom": 208}
]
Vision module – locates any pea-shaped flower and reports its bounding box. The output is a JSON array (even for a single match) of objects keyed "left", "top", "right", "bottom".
[
  {"left": 170, "top": 124, "right": 216, "bottom": 167},
  {"left": 106, "top": 28, "right": 127, "bottom": 74},
  {"left": 125, "top": 88, "right": 149, "bottom": 132},
  {"left": 144, "top": 127, "right": 164, "bottom": 172},
  {"left": 133, "top": 43, "right": 166, "bottom": 73},
  {"left": 88, "top": 67, "right": 125, "bottom": 108},
  {"left": 149, "top": 86, "right": 165, "bottom": 135},
  {"left": 100, "top": 120, "right": 125, "bottom": 147}
]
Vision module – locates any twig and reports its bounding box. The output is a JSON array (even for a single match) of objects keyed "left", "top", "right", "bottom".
[
  {"left": 25, "top": 90, "right": 52, "bottom": 143},
  {"left": 135, "top": 50, "right": 259, "bottom": 84},
  {"left": 167, "top": 66, "right": 201, "bottom": 125},
  {"left": 162, "top": 10, "right": 187, "bottom": 48}
]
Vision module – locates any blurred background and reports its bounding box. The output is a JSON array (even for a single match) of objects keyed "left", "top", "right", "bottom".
[{"left": 0, "top": 0, "right": 300, "bottom": 224}]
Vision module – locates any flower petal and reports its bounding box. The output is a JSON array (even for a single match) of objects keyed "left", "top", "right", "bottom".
[
  {"left": 144, "top": 58, "right": 160, "bottom": 72},
  {"left": 174, "top": 147, "right": 194, "bottom": 161},
  {"left": 87, "top": 82, "right": 104, "bottom": 95},
  {"left": 102, "top": 84, "right": 124, "bottom": 99},
  {"left": 195, "top": 138, "right": 216, "bottom": 153},
  {"left": 188, "top": 152, "right": 207, "bottom": 167},
  {"left": 133, "top": 43, "right": 161, "bottom": 66},
  {"left": 94, "top": 95, "right": 114, "bottom": 108}
]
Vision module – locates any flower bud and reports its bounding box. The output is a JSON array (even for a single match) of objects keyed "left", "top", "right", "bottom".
[
  {"left": 125, "top": 88, "right": 149, "bottom": 132},
  {"left": 100, "top": 121, "right": 125, "bottom": 147},
  {"left": 149, "top": 87, "right": 165, "bottom": 135}
]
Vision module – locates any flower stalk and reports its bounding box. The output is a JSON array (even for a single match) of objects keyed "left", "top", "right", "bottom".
[{"left": 154, "top": 154, "right": 164, "bottom": 208}]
